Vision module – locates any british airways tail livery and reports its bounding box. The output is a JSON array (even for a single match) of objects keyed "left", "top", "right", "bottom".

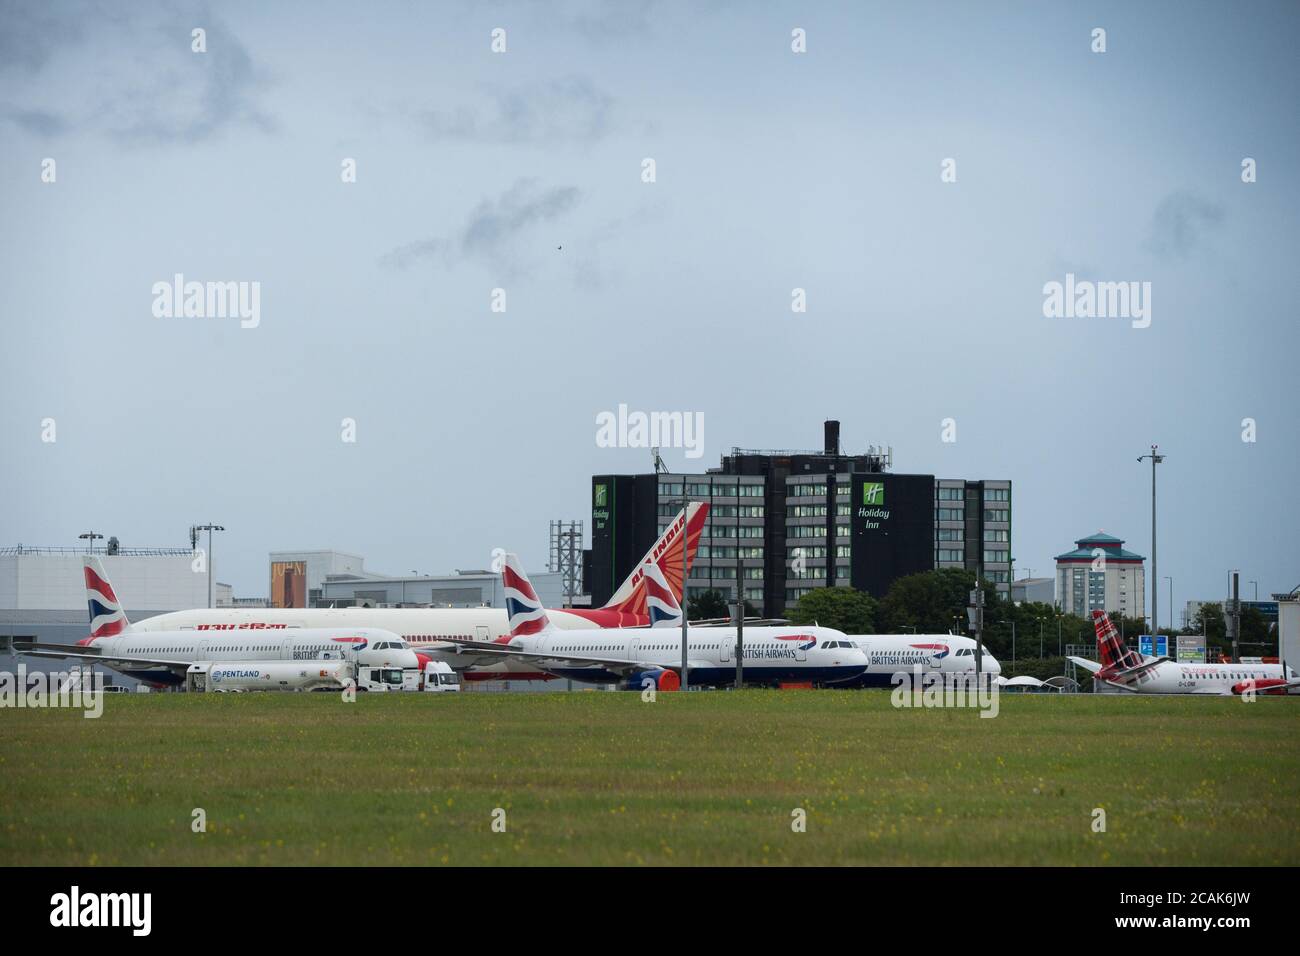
[
  {"left": 642, "top": 560, "right": 682, "bottom": 629},
  {"left": 1069, "top": 609, "right": 1300, "bottom": 695},
  {"left": 85, "top": 556, "right": 130, "bottom": 640},
  {"left": 501, "top": 552, "right": 552, "bottom": 639}
]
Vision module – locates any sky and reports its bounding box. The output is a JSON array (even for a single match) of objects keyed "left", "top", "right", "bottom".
[{"left": 1, "top": 0, "right": 1297, "bottom": 612}]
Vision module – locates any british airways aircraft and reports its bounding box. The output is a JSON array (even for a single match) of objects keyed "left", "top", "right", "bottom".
[
  {"left": 1069, "top": 609, "right": 1299, "bottom": 695},
  {"left": 82, "top": 504, "right": 708, "bottom": 683},
  {"left": 17, "top": 627, "right": 418, "bottom": 688},
  {"left": 446, "top": 553, "right": 870, "bottom": 689},
  {"left": 843, "top": 635, "right": 1001, "bottom": 687}
]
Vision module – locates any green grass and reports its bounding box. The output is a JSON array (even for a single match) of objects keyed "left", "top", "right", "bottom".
[{"left": 1, "top": 691, "right": 1297, "bottom": 866}]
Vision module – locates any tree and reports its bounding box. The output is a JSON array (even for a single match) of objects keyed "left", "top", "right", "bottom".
[
  {"left": 687, "top": 589, "right": 728, "bottom": 622},
  {"left": 877, "top": 568, "right": 978, "bottom": 635},
  {"left": 1189, "top": 601, "right": 1275, "bottom": 658},
  {"left": 787, "top": 587, "right": 878, "bottom": 635}
]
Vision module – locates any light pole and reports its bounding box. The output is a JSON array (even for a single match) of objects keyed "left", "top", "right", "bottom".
[
  {"left": 78, "top": 532, "right": 103, "bottom": 554},
  {"left": 1163, "top": 576, "right": 1173, "bottom": 638},
  {"left": 679, "top": 493, "right": 689, "bottom": 691},
  {"left": 1137, "top": 445, "right": 1165, "bottom": 643},
  {"left": 194, "top": 523, "right": 225, "bottom": 609}
]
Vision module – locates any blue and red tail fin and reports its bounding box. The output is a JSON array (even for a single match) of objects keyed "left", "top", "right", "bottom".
[
  {"left": 84, "top": 556, "right": 130, "bottom": 640},
  {"left": 1092, "top": 609, "right": 1141, "bottom": 671},
  {"left": 643, "top": 560, "right": 682, "bottom": 629},
  {"left": 500, "top": 553, "right": 552, "bottom": 641}
]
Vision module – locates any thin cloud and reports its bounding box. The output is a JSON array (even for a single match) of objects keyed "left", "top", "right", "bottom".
[
  {"left": 383, "top": 180, "right": 582, "bottom": 276},
  {"left": 1147, "top": 190, "right": 1226, "bottom": 259},
  {"left": 0, "top": 5, "right": 276, "bottom": 144},
  {"left": 418, "top": 76, "right": 613, "bottom": 144}
]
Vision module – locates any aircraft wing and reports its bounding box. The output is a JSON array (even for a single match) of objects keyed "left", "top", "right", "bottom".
[
  {"left": 14, "top": 642, "right": 193, "bottom": 678},
  {"left": 1066, "top": 656, "right": 1103, "bottom": 674},
  {"left": 444, "top": 639, "right": 687, "bottom": 676},
  {"left": 1109, "top": 656, "right": 1172, "bottom": 681}
]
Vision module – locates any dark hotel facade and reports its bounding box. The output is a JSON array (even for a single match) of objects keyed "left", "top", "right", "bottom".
[{"left": 590, "top": 421, "right": 1012, "bottom": 617}]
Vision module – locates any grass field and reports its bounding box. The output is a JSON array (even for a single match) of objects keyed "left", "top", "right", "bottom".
[{"left": 2, "top": 691, "right": 1298, "bottom": 866}]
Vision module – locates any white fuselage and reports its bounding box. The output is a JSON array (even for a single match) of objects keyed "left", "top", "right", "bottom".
[
  {"left": 507, "top": 624, "right": 869, "bottom": 686},
  {"left": 1104, "top": 660, "right": 1295, "bottom": 695},
  {"left": 89, "top": 626, "right": 419, "bottom": 686},
  {"left": 847, "top": 635, "right": 1002, "bottom": 687},
  {"left": 125, "top": 606, "right": 601, "bottom": 680}
]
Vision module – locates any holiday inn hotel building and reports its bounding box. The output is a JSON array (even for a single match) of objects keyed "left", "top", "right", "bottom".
[{"left": 589, "top": 421, "right": 1011, "bottom": 617}]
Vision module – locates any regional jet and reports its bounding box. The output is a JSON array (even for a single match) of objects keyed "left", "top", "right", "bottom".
[{"left": 1068, "top": 609, "right": 1299, "bottom": 695}]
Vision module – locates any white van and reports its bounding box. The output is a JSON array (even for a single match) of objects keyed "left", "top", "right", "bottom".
[{"left": 421, "top": 661, "right": 461, "bottom": 693}]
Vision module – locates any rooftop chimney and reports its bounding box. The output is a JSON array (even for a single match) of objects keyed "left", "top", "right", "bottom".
[{"left": 824, "top": 420, "right": 841, "bottom": 456}]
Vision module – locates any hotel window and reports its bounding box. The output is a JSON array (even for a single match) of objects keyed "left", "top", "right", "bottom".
[
  {"left": 983, "top": 488, "right": 1010, "bottom": 502},
  {"left": 738, "top": 484, "right": 764, "bottom": 497},
  {"left": 937, "top": 487, "right": 963, "bottom": 501},
  {"left": 789, "top": 504, "right": 828, "bottom": 517},
  {"left": 937, "top": 508, "right": 963, "bottom": 521},
  {"left": 789, "top": 546, "right": 826, "bottom": 559},
  {"left": 788, "top": 483, "right": 827, "bottom": 497}
]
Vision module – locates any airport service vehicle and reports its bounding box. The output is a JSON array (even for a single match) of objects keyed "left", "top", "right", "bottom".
[
  {"left": 420, "top": 660, "right": 460, "bottom": 692},
  {"left": 449, "top": 553, "right": 869, "bottom": 689},
  {"left": 1069, "top": 609, "right": 1300, "bottom": 695},
  {"left": 18, "top": 626, "right": 419, "bottom": 689},
  {"left": 843, "top": 635, "right": 1002, "bottom": 687},
  {"left": 186, "top": 660, "right": 354, "bottom": 693},
  {"left": 85, "top": 504, "right": 708, "bottom": 682}
]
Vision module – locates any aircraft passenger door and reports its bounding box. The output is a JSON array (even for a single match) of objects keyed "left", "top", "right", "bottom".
[
  {"left": 629, "top": 639, "right": 640, "bottom": 663},
  {"left": 794, "top": 639, "right": 808, "bottom": 662},
  {"left": 719, "top": 635, "right": 731, "bottom": 662},
  {"left": 475, "top": 625, "right": 490, "bottom": 644}
]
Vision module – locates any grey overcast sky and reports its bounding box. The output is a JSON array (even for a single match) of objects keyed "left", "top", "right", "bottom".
[{"left": 1, "top": 0, "right": 1297, "bottom": 606}]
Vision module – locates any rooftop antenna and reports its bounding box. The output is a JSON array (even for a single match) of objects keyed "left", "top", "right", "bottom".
[{"left": 652, "top": 446, "right": 667, "bottom": 475}]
